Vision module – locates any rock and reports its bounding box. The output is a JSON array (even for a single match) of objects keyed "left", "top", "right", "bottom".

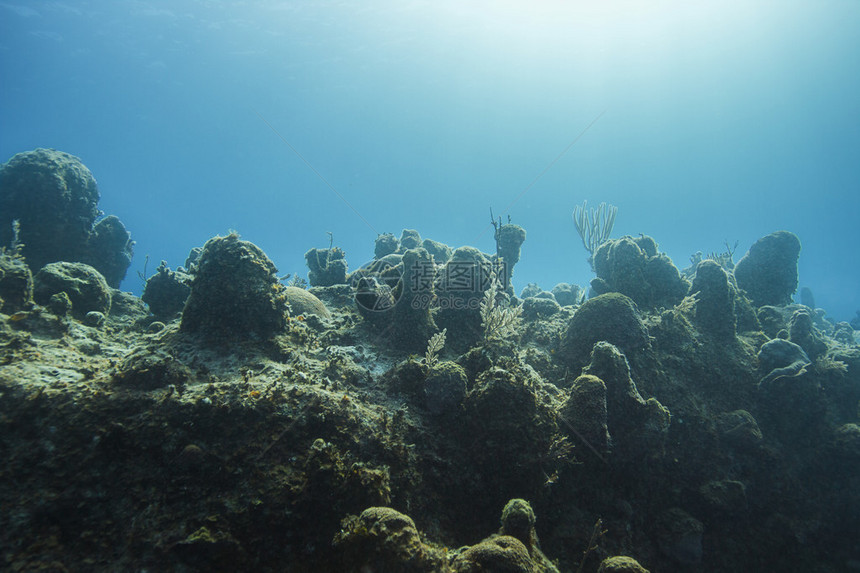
[
  {"left": 559, "top": 293, "right": 649, "bottom": 370},
  {"left": 788, "top": 308, "right": 827, "bottom": 361},
  {"left": 495, "top": 223, "right": 526, "bottom": 289},
  {"left": 113, "top": 349, "right": 191, "bottom": 390},
  {"left": 593, "top": 235, "right": 689, "bottom": 310},
  {"left": 84, "top": 311, "right": 106, "bottom": 327},
  {"left": 305, "top": 245, "right": 348, "bottom": 286},
  {"left": 521, "top": 296, "right": 560, "bottom": 320},
  {"left": 559, "top": 374, "right": 610, "bottom": 458},
  {"left": 33, "top": 261, "right": 111, "bottom": 319},
  {"left": 333, "top": 507, "right": 444, "bottom": 572},
  {"left": 655, "top": 507, "right": 704, "bottom": 565},
  {"left": 0, "top": 148, "right": 100, "bottom": 271},
  {"left": 0, "top": 251, "right": 32, "bottom": 314},
  {"left": 715, "top": 410, "right": 763, "bottom": 451},
  {"left": 142, "top": 261, "right": 192, "bottom": 317},
  {"left": 374, "top": 233, "right": 398, "bottom": 258},
  {"left": 833, "top": 423, "right": 860, "bottom": 461},
  {"left": 181, "top": 233, "right": 289, "bottom": 340},
  {"left": 690, "top": 259, "right": 736, "bottom": 338},
  {"left": 597, "top": 555, "right": 650, "bottom": 573},
  {"left": 452, "top": 536, "right": 533, "bottom": 573},
  {"left": 551, "top": 282, "right": 585, "bottom": 306},
  {"left": 399, "top": 228, "right": 422, "bottom": 250},
  {"left": 82, "top": 215, "right": 134, "bottom": 288},
  {"left": 0, "top": 148, "right": 133, "bottom": 286},
  {"left": 757, "top": 338, "right": 810, "bottom": 385},
  {"left": 583, "top": 342, "right": 671, "bottom": 459},
  {"left": 421, "top": 238, "right": 452, "bottom": 264},
  {"left": 424, "top": 360, "right": 467, "bottom": 416},
  {"left": 734, "top": 231, "right": 801, "bottom": 307}
]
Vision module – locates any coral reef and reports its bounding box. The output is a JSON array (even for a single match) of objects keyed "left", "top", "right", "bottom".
[
  {"left": 733, "top": 230, "right": 801, "bottom": 307},
  {"left": 1, "top": 225, "right": 858, "bottom": 573},
  {"left": 0, "top": 148, "right": 133, "bottom": 287},
  {"left": 591, "top": 235, "right": 689, "bottom": 310}
]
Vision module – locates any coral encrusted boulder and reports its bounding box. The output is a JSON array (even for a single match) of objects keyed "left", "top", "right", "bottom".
[
  {"left": 0, "top": 148, "right": 134, "bottom": 287},
  {"left": 591, "top": 235, "right": 688, "bottom": 310},
  {"left": 733, "top": 231, "right": 801, "bottom": 307},
  {"left": 33, "top": 261, "right": 111, "bottom": 319},
  {"left": 559, "top": 293, "right": 650, "bottom": 371},
  {"left": 180, "top": 234, "right": 289, "bottom": 340}
]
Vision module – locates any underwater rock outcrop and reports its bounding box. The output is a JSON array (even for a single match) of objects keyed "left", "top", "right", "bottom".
[
  {"left": 0, "top": 148, "right": 134, "bottom": 287},
  {"left": 0, "top": 250, "right": 33, "bottom": 313},
  {"left": 733, "top": 230, "right": 801, "bottom": 307},
  {"left": 756, "top": 338, "right": 810, "bottom": 386},
  {"left": 305, "top": 245, "right": 348, "bottom": 286},
  {"left": 689, "top": 259, "right": 736, "bottom": 338},
  {"left": 494, "top": 223, "right": 526, "bottom": 291},
  {"left": 582, "top": 342, "right": 671, "bottom": 459},
  {"left": 591, "top": 235, "right": 688, "bottom": 310},
  {"left": 33, "top": 261, "right": 111, "bottom": 319},
  {"left": 559, "top": 374, "right": 610, "bottom": 458},
  {"left": 180, "top": 233, "right": 289, "bottom": 340},
  {"left": 142, "top": 261, "right": 192, "bottom": 317},
  {"left": 333, "top": 506, "right": 446, "bottom": 572},
  {"left": 559, "top": 293, "right": 649, "bottom": 371},
  {"left": 597, "top": 555, "right": 650, "bottom": 573}
]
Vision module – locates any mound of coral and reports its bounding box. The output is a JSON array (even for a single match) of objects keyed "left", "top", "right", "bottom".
[{"left": 1, "top": 166, "right": 859, "bottom": 573}]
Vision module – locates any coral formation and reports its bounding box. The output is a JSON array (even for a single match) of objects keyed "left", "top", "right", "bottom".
[
  {"left": 733, "top": 230, "right": 801, "bottom": 307},
  {"left": 181, "top": 233, "right": 289, "bottom": 340},
  {"left": 1, "top": 222, "right": 857, "bottom": 573},
  {"left": 559, "top": 293, "right": 650, "bottom": 371},
  {"left": 33, "top": 261, "right": 111, "bottom": 319},
  {"left": 689, "top": 259, "right": 736, "bottom": 338},
  {"left": 591, "top": 235, "right": 689, "bottom": 310},
  {"left": 0, "top": 250, "right": 33, "bottom": 313},
  {"left": 305, "top": 244, "right": 348, "bottom": 286},
  {"left": 0, "top": 148, "right": 133, "bottom": 286},
  {"left": 142, "top": 261, "right": 192, "bottom": 317}
]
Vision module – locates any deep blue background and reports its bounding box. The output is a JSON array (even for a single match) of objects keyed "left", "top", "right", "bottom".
[{"left": 1, "top": 1, "right": 858, "bottom": 321}]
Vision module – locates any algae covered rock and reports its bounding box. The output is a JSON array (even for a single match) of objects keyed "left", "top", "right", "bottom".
[
  {"left": 583, "top": 342, "right": 670, "bottom": 459},
  {"left": 33, "top": 261, "right": 111, "bottom": 319},
  {"left": 734, "top": 231, "right": 801, "bottom": 307},
  {"left": 181, "top": 233, "right": 289, "bottom": 340},
  {"left": 81, "top": 214, "right": 134, "bottom": 288},
  {"left": 0, "top": 148, "right": 100, "bottom": 271},
  {"left": 559, "top": 293, "right": 649, "bottom": 370},
  {"left": 0, "top": 251, "right": 33, "bottom": 313},
  {"left": 592, "top": 235, "right": 688, "bottom": 309},
  {"left": 424, "top": 360, "right": 467, "bottom": 415},
  {"left": 452, "top": 536, "right": 533, "bottom": 573},
  {"left": 333, "top": 506, "right": 445, "bottom": 572},
  {"left": 597, "top": 555, "right": 650, "bottom": 573},
  {"left": 305, "top": 245, "right": 348, "bottom": 286},
  {"left": 559, "top": 374, "right": 610, "bottom": 458},
  {"left": 142, "top": 261, "right": 192, "bottom": 317},
  {"left": 689, "top": 259, "right": 736, "bottom": 338},
  {"left": 495, "top": 223, "right": 526, "bottom": 288},
  {"left": 0, "top": 148, "right": 134, "bottom": 287}
]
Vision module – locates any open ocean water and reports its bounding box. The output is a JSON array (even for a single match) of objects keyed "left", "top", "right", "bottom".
[{"left": 1, "top": 0, "right": 858, "bottom": 322}]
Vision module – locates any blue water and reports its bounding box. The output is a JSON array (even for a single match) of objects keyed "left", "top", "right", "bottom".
[{"left": 2, "top": 1, "right": 858, "bottom": 321}]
